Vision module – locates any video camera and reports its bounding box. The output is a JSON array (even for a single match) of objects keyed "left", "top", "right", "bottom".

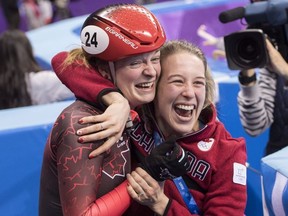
[{"left": 219, "top": 0, "right": 288, "bottom": 70}]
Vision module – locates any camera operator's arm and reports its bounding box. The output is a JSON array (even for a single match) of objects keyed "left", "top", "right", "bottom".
[
  {"left": 236, "top": 39, "right": 286, "bottom": 136},
  {"left": 237, "top": 67, "right": 276, "bottom": 136},
  {"left": 266, "top": 39, "right": 288, "bottom": 80}
]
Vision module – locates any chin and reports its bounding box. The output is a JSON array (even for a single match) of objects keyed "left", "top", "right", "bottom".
[
  {"left": 141, "top": 96, "right": 154, "bottom": 104},
  {"left": 174, "top": 125, "right": 191, "bottom": 135}
]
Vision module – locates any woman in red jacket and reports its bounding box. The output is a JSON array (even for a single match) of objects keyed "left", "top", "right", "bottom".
[
  {"left": 126, "top": 40, "right": 247, "bottom": 215},
  {"left": 52, "top": 40, "right": 247, "bottom": 215}
]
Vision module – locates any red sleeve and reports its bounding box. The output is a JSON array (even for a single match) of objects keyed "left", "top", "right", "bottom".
[
  {"left": 51, "top": 51, "right": 118, "bottom": 104},
  {"left": 91, "top": 180, "right": 131, "bottom": 215}
]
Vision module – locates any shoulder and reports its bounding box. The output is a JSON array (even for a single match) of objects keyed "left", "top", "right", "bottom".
[
  {"left": 51, "top": 51, "right": 68, "bottom": 71},
  {"left": 212, "top": 120, "right": 246, "bottom": 155},
  {"left": 215, "top": 120, "right": 246, "bottom": 145},
  {"left": 64, "top": 100, "right": 101, "bottom": 115},
  {"left": 55, "top": 101, "right": 102, "bottom": 127},
  {"left": 51, "top": 51, "right": 68, "bottom": 64}
]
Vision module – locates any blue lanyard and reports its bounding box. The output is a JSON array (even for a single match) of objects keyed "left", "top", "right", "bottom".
[
  {"left": 173, "top": 176, "right": 200, "bottom": 214},
  {"left": 153, "top": 131, "right": 163, "bottom": 146},
  {"left": 153, "top": 131, "right": 200, "bottom": 214}
]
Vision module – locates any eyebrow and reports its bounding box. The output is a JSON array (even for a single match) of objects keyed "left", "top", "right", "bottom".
[{"left": 168, "top": 73, "right": 205, "bottom": 79}]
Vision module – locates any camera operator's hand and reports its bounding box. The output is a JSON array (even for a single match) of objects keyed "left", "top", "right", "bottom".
[
  {"left": 140, "top": 138, "right": 190, "bottom": 181},
  {"left": 266, "top": 39, "right": 288, "bottom": 80}
]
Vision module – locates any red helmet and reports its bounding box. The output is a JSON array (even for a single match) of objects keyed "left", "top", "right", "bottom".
[{"left": 80, "top": 4, "right": 166, "bottom": 61}]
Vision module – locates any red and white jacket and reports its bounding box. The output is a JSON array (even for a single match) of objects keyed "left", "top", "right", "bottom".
[{"left": 127, "top": 104, "right": 247, "bottom": 216}]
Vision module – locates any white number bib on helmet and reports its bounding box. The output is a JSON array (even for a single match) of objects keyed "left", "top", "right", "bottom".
[{"left": 81, "top": 25, "right": 109, "bottom": 55}]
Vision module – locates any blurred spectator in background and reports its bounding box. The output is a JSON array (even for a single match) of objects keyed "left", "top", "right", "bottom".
[
  {"left": 135, "top": 0, "right": 156, "bottom": 5},
  {"left": 197, "top": 24, "right": 225, "bottom": 60},
  {"left": 50, "top": 0, "right": 72, "bottom": 21},
  {"left": 21, "top": 0, "right": 52, "bottom": 30},
  {"left": 0, "top": 29, "right": 74, "bottom": 109},
  {"left": 0, "top": 0, "right": 20, "bottom": 30}
]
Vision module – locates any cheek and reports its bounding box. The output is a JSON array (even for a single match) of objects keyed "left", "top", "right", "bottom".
[
  {"left": 117, "top": 71, "right": 136, "bottom": 86},
  {"left": 116, "top": 76, "right": 133, "bottom": 95},
  {"left": 155, "top": 65, "right": 161, "bottom": 77},
  {"left": 157, "top": 86, "right": 175, "bottom": 105},
  {"left": 196, "top": 88, "right": 206, "bottom": 107}
]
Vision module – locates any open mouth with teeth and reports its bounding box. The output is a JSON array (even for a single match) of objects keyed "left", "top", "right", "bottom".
[
  {"left": 135, "top": 82, "right": 154, "bottom": 89},
  {"left": 175, "top": 104, "right": 194, "bottom": 118}
]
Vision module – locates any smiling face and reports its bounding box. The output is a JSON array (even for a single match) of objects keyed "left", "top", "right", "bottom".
[
  {"left": 114, "top": 50, "right": 161, "bottom": 109},
  {"left": 154, "top": 51, "right": 206, "bottom": 137}
]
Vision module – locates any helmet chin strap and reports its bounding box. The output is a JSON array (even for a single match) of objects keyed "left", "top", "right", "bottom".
[{"left": 109, "top": 61, "right": 116, "bottom": 85}]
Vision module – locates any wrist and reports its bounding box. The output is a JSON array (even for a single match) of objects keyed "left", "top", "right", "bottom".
[
  {"left": 102, "top": 91, "right": 127, "bottom": 106},
  {"left": 151, "top": 195, "right": 170, "bottom": 216},
  {"left": 238, "top": 70, "right": 256, "bottom": 86}
]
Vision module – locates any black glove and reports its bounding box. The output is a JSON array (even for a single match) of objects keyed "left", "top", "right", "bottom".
[{"left": 140, "top": 137, "right": 190, "bottom": 181}]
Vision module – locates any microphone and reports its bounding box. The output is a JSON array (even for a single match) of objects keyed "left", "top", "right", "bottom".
[
  {"left": 219, "top": 7, "right": 245, "bottom": 23},
  {"left": 219, "top": 1, "right": 271, "bottom": 25}
]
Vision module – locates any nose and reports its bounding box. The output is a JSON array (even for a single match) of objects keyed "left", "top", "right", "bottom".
[
  {"left": 182, "top": 84, "right": 195, "bottom": 98},
  {"left": 143, "top": 62, "right": 157, "bottom": 77}
]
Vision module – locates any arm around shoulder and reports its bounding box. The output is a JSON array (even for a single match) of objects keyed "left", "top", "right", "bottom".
[{"left": 51, "top": 51, "right": 116, "bottom": 104}]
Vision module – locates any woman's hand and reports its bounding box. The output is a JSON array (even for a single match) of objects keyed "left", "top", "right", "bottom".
[
  {"left": 127, "top": 167, "right": 169, "bottom": 216},
  {"left": 77, "top": 92, "right": 130, "bottom": 158}
]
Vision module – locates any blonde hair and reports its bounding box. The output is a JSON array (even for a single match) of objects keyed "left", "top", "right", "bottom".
[
  {"left": 63, "top": 48, "right": 89, "bottom": 68},
  {"left": 61, "top": 48, "right": 109, "bottom": 73},
  {"left": 160, "top": 40, "right": 216, "bottom": 110}
]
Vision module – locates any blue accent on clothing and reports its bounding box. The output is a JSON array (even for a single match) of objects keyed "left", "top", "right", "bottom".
[{"left": 173, "top": 176, "right": 200, "bottom": 214}]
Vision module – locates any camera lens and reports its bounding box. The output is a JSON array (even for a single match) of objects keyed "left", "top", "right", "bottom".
[
  {"left": 237, "top": 38, "right": 259, "bottom": 61},
  {"left": 224, "top": 29, "right": 268, "bottom": 70}
]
